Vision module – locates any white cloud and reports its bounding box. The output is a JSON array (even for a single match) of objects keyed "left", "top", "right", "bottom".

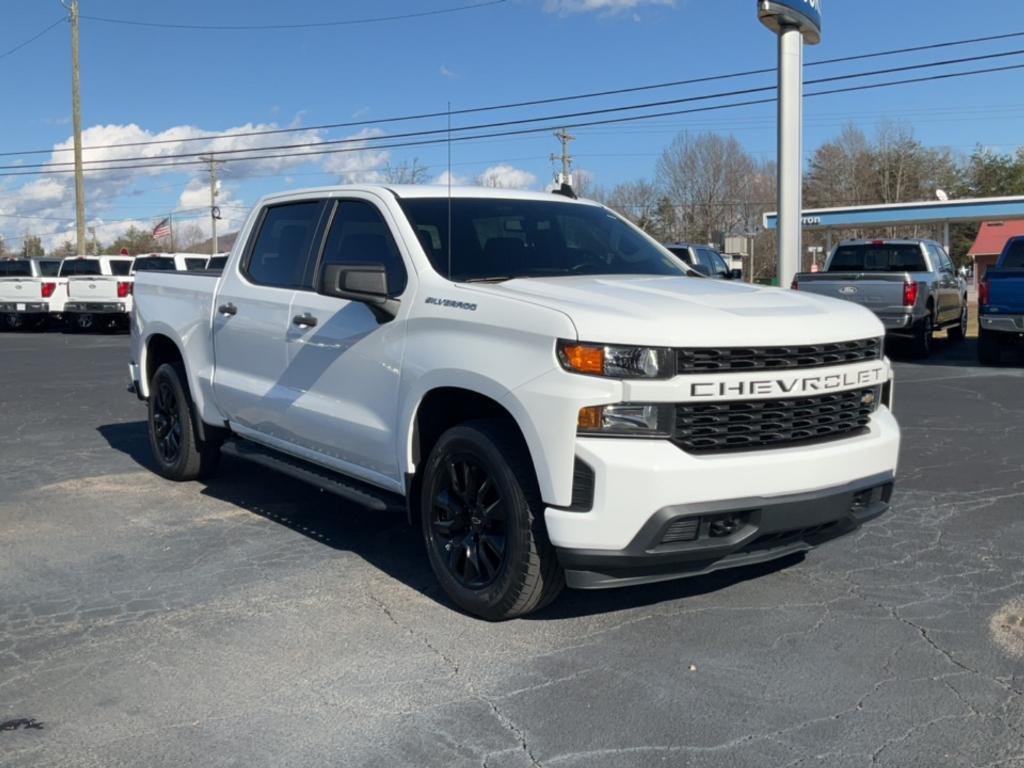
[
  {"left": 0, "top": 119, "right": 393, "bottom": 251},
  {"left": 476, "top": 164, "right": 538, "bottom": 190},
  {"left": 440, "top": 65, "right": 459, "bottom": 79},
  {"left": 433, "top": 170, "right": 469, "bottom": 186},
  {"left": 543, "top": 0, "right": 673, "bottom": 14}
]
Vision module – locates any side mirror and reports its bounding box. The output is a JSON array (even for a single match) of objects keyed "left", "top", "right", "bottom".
[
  {"left": 730, "top": 269, "right": 743, "bottom": 280},
  {"left": 320, "top": 263, "right": 399, "bottom": 321},
  {"left": 692, "top": 263, "right": 711, "bottom": 276}
]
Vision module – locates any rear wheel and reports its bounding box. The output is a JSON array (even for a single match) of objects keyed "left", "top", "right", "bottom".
[
  {"left": 421, "top": 419, "right": 563, "bottom": 620},
  {"left": 910, "top": 313, "right": 934, "bottom": 358},
  {"left": 978, "top": 328, "right": 1001, "bottom": 366},
  {"left": 947, "top": 302, "right": 968, "bottom": 342},
  {"left": 147, "top": 362, "right": 220, "bottom": 481}
]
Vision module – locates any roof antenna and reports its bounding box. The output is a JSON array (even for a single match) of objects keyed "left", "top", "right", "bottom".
[{"left": 447, "top": 101, "right": 453, "bottom": 282}]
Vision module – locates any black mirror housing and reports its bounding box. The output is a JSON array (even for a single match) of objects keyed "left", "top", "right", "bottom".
[
  {"left": 319, "top": 263, "right": 398, "bottom": 320},
  {"left": 730, "top": 269, "right": 743, "bottom": 280}
]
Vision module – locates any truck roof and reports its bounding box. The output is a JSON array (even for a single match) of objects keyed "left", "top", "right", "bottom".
[
  {"left": 258, "top": 184, "right": 600, "bottom": 207},
  {"left": 838, "top": 239, "right": 939, "bottom": 246}
]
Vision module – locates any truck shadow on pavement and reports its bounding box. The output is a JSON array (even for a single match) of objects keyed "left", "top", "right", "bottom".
[{"left": 97, "top": 420, "right": 800, "bottom": 620}]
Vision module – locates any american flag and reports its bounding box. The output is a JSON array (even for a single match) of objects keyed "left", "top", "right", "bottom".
[{"left": 152, "top": 218, "right": 171, "bottom": 239}]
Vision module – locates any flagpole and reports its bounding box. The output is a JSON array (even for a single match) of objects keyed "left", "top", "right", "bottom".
[{"left": 169, "top": 211, "right": 175, "bottom": 253}]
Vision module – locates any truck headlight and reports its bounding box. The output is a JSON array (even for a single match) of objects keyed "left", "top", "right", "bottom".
[
  {"left": 558, "top": 340, "right": 674, "bottom": 379},
  {"left": 578, "top": 403, "right": 674, "bottom": 437}
]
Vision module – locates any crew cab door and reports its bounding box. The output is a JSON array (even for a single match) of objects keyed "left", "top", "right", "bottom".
[
  {"left": 277, "top": 197, "right": 409, "bottom": 488},
  {"left": 211, "top": 200, "right": 328, "bottom": 434}
]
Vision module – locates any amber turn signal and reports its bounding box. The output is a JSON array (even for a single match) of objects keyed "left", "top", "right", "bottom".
[
  {"left": 577, "top": 406, "right": 604, "bottom": 431},
  {"left": 561, "top": 344, "right": 604, "bottom": 375}
]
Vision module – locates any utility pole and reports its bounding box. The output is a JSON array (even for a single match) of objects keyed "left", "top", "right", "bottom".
[
  {"left": 199, "top": 155, "right": 221, "bottom": 254},
  {"left": 61, "top": 0, "right": 87, "bottom": 255},
  {"left": 550, "top": 128, "right": 575, "bottom": 187}
]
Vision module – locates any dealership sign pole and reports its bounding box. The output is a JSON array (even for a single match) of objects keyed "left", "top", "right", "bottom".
[{"left": 758, "top": 0, "right": 821, "bottom": 288}]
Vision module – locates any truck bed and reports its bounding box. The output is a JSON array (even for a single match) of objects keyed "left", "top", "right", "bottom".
[
  {"left": 794, "top": 271, "right": 913, "bottom": 315},
  {"left": 983, "top": 269, "right": 1024, "bottom": 315}
]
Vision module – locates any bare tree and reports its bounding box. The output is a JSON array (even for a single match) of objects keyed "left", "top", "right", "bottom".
[
  {"left": 656, "top": 131, "right": 761, "bottom": 244},
  {"left": 381, "top": 158, "right": 430, "bottom": 185},
  {"left": 174, "top": 223, "right": 208, "bottom": 252}
]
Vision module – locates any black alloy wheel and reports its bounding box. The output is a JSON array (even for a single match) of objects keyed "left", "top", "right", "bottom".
[
  {"left": 429, "top": 454, "right": 507, "bottom": 589},
  {"left": 151, "top": 379, "right": 183, "bottom": 464}
]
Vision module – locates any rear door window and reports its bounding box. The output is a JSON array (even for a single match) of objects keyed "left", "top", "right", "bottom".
[
  {"left": 318, "top": 200, "right": 407, "bottom": 297},
  {"left": 828, "top": 244, "right": 928, "bottom": 272},
  {"left": 245, "top": 201, "right": 326, "bottom": 289}
]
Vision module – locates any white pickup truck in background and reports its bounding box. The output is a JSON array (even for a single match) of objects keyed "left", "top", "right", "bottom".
[
  {"left": 133, "top": 253, "right": 211, "bottom": 273},
  {"left": 130, "top": 185, "right": 900, "bottom": 619},
  {"left": 63, "top": 255, "right": 135, "bottom": 331},
  {"left": 0, "top": 258, "right": 62, "bottom": 329}
]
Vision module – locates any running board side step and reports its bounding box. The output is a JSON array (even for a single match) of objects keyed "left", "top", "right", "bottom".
[{"left": 221, "top": 439, "right": 405, "bottom": 513}]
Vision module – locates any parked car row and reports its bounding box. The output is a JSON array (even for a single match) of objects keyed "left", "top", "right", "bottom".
[{"left": 0, "top": 252, "right": 226, "bottom": 332}]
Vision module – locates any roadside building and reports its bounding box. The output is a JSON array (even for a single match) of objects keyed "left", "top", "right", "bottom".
[{"left": 968, "top": 221, "right": 1024, "bottom": 281}]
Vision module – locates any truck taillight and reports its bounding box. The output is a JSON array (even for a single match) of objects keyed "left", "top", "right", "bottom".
[
  {"left": 902, "top": 281, "right": 919, "bottom": 307},
  {"left": 117, "top": 281, "right": 133, "bottom": 298},
  {"left": 979, "top": 279, "right": 989, "bottom": 306},
  {"left": 41, "top": 282, "right": 56, "bottom": 298},
  {"left": 790, "top": 277, "right": 799, "bottom": 290}
]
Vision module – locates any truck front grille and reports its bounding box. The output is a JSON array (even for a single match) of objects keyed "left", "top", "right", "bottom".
[
  {"left": 676, "top": 338, "right": 881, "bottom": 374},
  {"left": 673, "top": 388, "right": 879, "bottom": 453}
]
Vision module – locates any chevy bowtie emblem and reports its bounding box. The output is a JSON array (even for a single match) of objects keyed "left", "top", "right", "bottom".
[
  {"left": 839, "top": 286, "right": 858, "bottom": 295},
  {"left": 861, "top": 391, "right": 876, "bottom": 406}
]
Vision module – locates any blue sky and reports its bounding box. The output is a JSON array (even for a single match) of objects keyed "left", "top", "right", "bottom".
[{"left": 2, "top": 0, "right": 1024, "bottom": 249}]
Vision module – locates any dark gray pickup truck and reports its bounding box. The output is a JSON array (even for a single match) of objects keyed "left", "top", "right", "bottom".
[{"left": 792, "top": 239, "right": 968, "bottom": 357}]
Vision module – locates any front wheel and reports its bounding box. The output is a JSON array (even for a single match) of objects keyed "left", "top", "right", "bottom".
[
  {"left": 421, "top": 419, "right": 563, "bottom": 620},
  {"left": 947, "top": 302, "right": 968, "bottom": 342},
  {"left": 147, "top": 363, "right": 220, "bottom": 481}
]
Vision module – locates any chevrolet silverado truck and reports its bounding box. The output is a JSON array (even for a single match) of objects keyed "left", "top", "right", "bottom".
[
  {"left": 979, "top": 235, "right": 1024, "bottom": 365},
  {"left": 63, "top": 255, "right": 135, "bottom": 331},
  {"left": 130, "top": 185, "right": 900, "bottom": 620},
  {"left": 792, "top": 239, "right": 968, "bottom": 358},
  {"left": 0, "top": 258, "right": 61, "bottom": 329}
]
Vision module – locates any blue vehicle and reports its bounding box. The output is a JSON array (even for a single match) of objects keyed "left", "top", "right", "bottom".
[{"left": 978, "top": 236, "right": 1024, "bottom": 364}]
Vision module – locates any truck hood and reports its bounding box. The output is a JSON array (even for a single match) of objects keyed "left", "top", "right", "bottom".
[{"left": 474, "top": 275, "right": 884, "bottom": 346}]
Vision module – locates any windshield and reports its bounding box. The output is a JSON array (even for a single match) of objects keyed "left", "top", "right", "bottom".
[
  {"left": 109, "top": 259, "right": 133, "bottom": 276},
  {"left": 398, "top": 197, "right": 687, "bottom": 282},
  {"left": 59, "top": 259, "right": 101, "bottom": 276},
  {"left": 207, "top": 256, "right": 227, "bottom": 271},
  {"left": 133, "top": 257, "right": 177, "bottom": 272},
  {"left": 829, "top": 244, "right": 928, "bottom": 273},
  {"left": 38, "top": 261, "right": 60, "bottom": 277}
]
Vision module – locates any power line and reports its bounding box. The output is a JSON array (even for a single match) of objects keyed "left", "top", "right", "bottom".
[
  {"left": 4, "top": 28, "right": 1024, "bottom": 158},
  {"left": 2, "top": 60, "right": 1022, "bottom": 180},
  {"left": 0, "top": 16, "right": 65, "bottom": 61},
  {"left": 79, "top": 0, "right": 506, "bottom": 31},
  {"left": 9, "top": 47, "right": 1024, "bottom": 174}
]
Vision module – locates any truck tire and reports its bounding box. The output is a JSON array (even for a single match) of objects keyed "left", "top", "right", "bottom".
[
  {"left": 910, "top": 313, "right": 933, "bottom": 358},
  {"left": 947, "top": 302, "right": 968, "bottom": 342},
  {"left": 420, "top": 419, "right": 564, "bottom": 620},
  {"left": 978, "top": 329, "right": 1001, "bottom": 366},
  {"left": 147, "top": 362, "right": 221, "bottom": 481}
]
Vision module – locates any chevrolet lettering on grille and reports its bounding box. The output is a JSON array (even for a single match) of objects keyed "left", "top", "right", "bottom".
[{"left": 688, "top": 365, "right": 886, "bottom": 399}]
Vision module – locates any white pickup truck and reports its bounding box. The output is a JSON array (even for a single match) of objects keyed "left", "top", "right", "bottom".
[
  {"left": 0, "top": 258, "right": 62, "bottom": 329},
  {"left": 63, "top": 255, "right": 135, "bottom": 331},
  {"left": 130, "top": 185, "right": 900, "bottom": 619}
]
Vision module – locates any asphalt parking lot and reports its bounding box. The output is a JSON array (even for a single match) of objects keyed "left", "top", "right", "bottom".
[{"left": 1, "top": 331, "right": 1022, "bottom": 768}]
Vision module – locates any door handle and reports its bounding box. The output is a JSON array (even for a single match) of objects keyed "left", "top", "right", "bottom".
[
  {"left": 218, "top": 303, "right": 237, "bottom": 316},
  {"left": 292, "top": 313, "right": 318, "bottom": 328}
]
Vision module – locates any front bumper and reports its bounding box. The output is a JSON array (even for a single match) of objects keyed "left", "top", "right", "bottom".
[
  {"left": 545, "top": 404, "right": 900, "bottom": 587},
  {"left": 557, "top": 474, "right": 892, "bottom": 589}
]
